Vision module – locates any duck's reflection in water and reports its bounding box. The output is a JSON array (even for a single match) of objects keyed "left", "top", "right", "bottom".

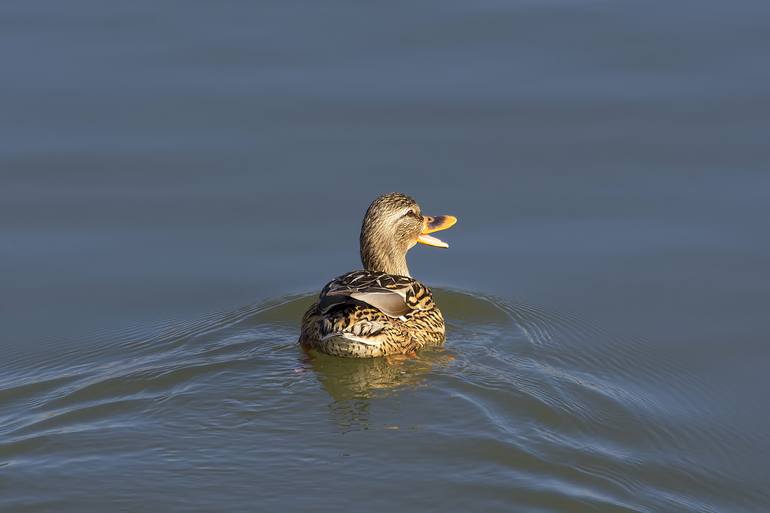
[{"left": 302, "top": 349, "right": 454, "bottom": 431}]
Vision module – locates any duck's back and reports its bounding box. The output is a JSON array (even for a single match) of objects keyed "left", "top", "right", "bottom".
[{"left": 299, "top": 270, "right": 445, "bottom": 357}]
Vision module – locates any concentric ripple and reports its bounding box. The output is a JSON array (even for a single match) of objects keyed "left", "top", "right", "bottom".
[{"left": 0, "top": 291, "right": 765, "bottom": 513}]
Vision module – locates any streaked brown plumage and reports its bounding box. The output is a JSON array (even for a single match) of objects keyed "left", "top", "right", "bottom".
[{"left": 299, "top": 192, "right": 456, "bottom": 358}]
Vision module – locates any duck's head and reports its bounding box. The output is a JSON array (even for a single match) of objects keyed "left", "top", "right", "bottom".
[{"left": 360, "top": 192, "right": 457, "bottom": 277}]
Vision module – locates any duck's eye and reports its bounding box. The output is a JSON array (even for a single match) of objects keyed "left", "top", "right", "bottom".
[{"left": 403, "top": 209, "right": 419, "bottom": 218}]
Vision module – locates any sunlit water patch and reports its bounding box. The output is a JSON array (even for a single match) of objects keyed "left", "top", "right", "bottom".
[{"left": 0, "top": 292, "right": 765, "bottom": 512}]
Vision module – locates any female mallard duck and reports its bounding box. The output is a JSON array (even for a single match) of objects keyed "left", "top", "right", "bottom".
[{"left": 299, "top": 192, "right": 457, "bottom": 358}]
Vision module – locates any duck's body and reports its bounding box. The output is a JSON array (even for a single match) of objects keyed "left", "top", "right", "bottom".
[
  {"left": 299, "top": 193, "right": 456, "bottom": 358},
  {"left": 299, "top": 270, "right": 445, "bottom": 357}
]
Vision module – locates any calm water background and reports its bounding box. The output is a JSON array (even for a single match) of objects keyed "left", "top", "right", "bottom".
[{"left": 2, "top": 1, "right": 770, "bottom": 512}]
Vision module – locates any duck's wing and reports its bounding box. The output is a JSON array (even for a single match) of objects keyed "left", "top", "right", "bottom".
[{"left": 319, "top": 270, "right": 425, "bottom": 318}]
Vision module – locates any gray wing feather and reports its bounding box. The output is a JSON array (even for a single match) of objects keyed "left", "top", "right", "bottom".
[
  {"left": 318, "top": 270, "right": 414, "bottom": 318},
  {"left": 349, "top": 291, "right": 410, "bottom": 317}
]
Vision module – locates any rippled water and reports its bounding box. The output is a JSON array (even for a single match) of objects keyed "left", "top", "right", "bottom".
[{"left": 1, "top": 292, "right": 766, "bottom": 512}]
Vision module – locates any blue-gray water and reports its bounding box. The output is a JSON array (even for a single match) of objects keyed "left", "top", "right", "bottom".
[{"left": 2, "top": 1, "right": 769, "bottom": 512}]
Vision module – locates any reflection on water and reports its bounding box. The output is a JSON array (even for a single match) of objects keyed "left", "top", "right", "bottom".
[
  {"left": 305, "top": 349, "right": 455, "bottom": 431},
  {"left": 306, "top": 350, "right": 454, "bottom": 401}
]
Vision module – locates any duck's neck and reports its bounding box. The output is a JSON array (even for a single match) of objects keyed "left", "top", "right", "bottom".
[{"left": 360, "top": 231, "right": 410, "bottom": 277}]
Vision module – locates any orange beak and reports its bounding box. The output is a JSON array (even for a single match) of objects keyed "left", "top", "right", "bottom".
[{"left": 417, "top": 215, "right": 457, "bottom": 248}]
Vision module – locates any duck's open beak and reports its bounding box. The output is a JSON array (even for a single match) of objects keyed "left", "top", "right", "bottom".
[{"left": 417, "top": 215, "right": 457, "bottom": 248}]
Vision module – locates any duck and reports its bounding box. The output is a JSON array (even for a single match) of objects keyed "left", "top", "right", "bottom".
[{"left": 299, "top": 192, "right": 457, "bottom": 358}]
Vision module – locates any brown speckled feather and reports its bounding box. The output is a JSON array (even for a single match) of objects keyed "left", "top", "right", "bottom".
[{"left": 299, "top": 270, "right": 445, "bottom": 358}]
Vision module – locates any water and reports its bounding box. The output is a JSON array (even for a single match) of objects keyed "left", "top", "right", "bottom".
[
  {"left": 4, "top": 292, "right": 763, "bottom": 512},
  {"left": 2, "top": 1, "right": 770, "bottom": 512}
]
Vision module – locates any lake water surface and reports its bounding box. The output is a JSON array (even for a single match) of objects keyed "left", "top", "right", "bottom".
[{"left": 2, "top": 1, "right": 769, "bottom": 512}]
